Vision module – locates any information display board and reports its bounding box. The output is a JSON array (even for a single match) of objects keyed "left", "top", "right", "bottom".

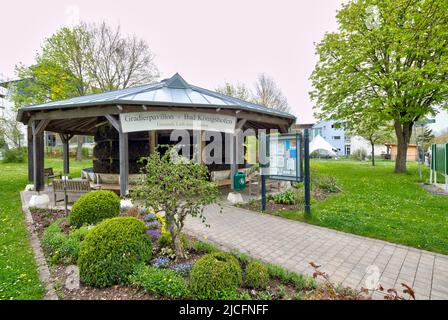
[
  {"left": 263, "top": 133, "right": 302, "bottom": 182},
  {"left": 432, "top": 143, "right": 448, "bottom": 174}
]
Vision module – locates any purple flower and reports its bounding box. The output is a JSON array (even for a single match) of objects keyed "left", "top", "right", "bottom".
[
  {"left": 146, "top": 229, "right": 161, "bottom": 239},
  {"left": 143, "top": 213, "right": 156, "bottom": 222},
  {"left": 152, "top": 256, "right": 171, "bottom": 268},
  {"left": 145, "top": 220, "right": 160, "bottom": 229},
  {"left": 171, "top": 262, "right": 193, "bottom": 276}
]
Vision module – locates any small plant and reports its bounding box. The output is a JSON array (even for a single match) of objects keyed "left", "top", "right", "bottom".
[
  {"left": 131, "top": 147, "right": 221, "bottom": 259},
  {"left": 69, "top": 190, "right": 120, "bottom": 228},
  {"left": 350, "top": 148, "right": 367, "bottom": 161},
  {"left": 266, "top": 263, "right": 316, "bottom": 291},
  {"left": 152, "top": 256, "right": 171, "bottom": 268},
  {"left": 245, "top": 260, "right": 269, "bottom": 289},
  {"left": 309, "top": 262, "right": 415, "bottom": 300},
  {"left": 129, "top": 264, "right": 190, "bottom": 299},
  {"left": 41, "top": 219, "right": 90, "bottom": 264},
  {"left": 78, "top": 217, "right": 152, "bottom": 287},
  {"left": 272, "top": 189, "right": 297, "bottom": 205},
  {"left": 190, "top": 252, "right": 242, "bottom": 299},
  {"left": 255, "top": 291, "right": 273, "bottom": 300},
  {"left": 171, "top": 262, "right": 193, "bottom": 277},
  {"left": 190, "top": 240, "right": 220, "bottom": 254},
  {"left": 313, "top": 175, "right": 340, "bottom": 193}
]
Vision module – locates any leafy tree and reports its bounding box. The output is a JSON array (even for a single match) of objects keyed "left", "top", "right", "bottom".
[
  {"left": 434, "top": 129, "right": 448, "bottom": 144},
  {"left": 131, "top": 147, "right": 220, "bottom": 259},
  {"left": 310, "top": 0, "right": 448, "bottom": 173},
  {"left": 253, "top": 74, "right": 290, "bottom": 112},
  {"left": 11, "top": 22, "right": 159, "bottom": 160},
  {"left": 346, "top": 115, "right": 394, "bottom": 166},
  {"left": 215, "top": 82, "right": 251, "bottom": 101}
]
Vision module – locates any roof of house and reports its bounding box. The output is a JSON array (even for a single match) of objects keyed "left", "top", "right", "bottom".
[{"left": 17, "top": 73, "right": 296, "bottom": 123}]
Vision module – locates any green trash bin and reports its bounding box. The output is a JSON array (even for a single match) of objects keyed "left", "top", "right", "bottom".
[{"left": 233, "top": 171, "right": 246, "bottom": 191}]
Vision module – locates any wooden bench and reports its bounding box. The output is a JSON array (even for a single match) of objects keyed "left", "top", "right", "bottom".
[
  {"left": 44, "top": 168, "right": 62, "bottom": 185},
  {"left": 53, "top": 179, "right": 91, "bottom": 203}
]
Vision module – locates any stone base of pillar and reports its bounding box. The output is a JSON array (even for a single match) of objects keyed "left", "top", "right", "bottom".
[
  {"left": 29, "top": 194, "right": 50, "bottom": 209},
  {"left": 227, "top": 192, "right": 244, "bottom": 204}
]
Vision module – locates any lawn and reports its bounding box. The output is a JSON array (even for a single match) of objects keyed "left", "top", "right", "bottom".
[
  {"left": 0, "top": 158, "right": 91, "bottom": 299},
  {"left": 280, "top": 160, "right": 448, "bottom": 255}
]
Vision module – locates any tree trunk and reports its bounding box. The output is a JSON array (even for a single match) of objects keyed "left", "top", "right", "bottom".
[
  {"left": 370, "top": 141, "right": 375, "bottom": 166},
  {"left": 394, "top": 119, "right": 413, "bottom": 173},
  {"left": 76, "top": 136, "right": 83, "bottom": 162}
]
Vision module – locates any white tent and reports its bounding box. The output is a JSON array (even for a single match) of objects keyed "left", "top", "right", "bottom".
[{"left": 309, "top": 135, "right": 338, "bottom": 157}]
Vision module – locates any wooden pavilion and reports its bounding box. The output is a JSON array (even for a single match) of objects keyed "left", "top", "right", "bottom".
[{"left": 17, "top": 73, "right": 296, "bottom": 196}]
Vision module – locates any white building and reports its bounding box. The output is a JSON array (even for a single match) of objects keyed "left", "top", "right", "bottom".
[{"left": 310, "top": 120, "right": 388, "bottom": 157}]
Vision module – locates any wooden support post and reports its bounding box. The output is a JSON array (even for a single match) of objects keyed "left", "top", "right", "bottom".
[
  {"left": 32, "top": 120, "right": 49, "bottom": 192},
  {"left": 230, "top": 133, "right": 237, "bottom": 190},
  {"left": 27, "top": 125, "right": 34, "bottom": 182},
  {"left": 106, "top": 114, "right": 128, "bottom": 196},
  {"left": 149, "top": 131, "right": 156, "bottom": 155},
  {"left": 59, "top": 133, "right": 73, "bottom": 175},
  {"left": 119, "top": 131, "right": 129, "bottom": 196}
]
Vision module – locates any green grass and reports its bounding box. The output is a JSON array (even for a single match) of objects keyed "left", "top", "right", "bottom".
[
  {"left": 282, "top": 160, "right": 448, "bottom": 255},
  {"left": 0, "top": 158, "right": 91, "bottom": 299}
]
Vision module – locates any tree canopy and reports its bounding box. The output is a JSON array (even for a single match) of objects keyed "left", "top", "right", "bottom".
[
  {"left": 310, "top": 0, "right": 448, "bottom": 172},
  {"left": 11, "top": 22, "right": 159, "bottom": 108}
]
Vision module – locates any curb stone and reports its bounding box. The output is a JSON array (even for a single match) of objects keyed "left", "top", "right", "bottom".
[{"left": 20, "top": 191, "right": 58, "bottom": 300}]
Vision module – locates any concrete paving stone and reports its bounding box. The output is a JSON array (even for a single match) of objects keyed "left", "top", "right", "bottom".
[{"left": 183, "top": 204, "right": 448, "bottom": 300}]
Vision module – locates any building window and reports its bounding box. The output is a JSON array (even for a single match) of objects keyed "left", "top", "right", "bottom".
[
  {"left": 333, "top": 136, "right": 341, "bottom": 140},
  {"left": 345, "top": 135, "right": 351, "bottom": 144},
  {"left": 345, "top": 145, "right": 351, "bottom": 156}
]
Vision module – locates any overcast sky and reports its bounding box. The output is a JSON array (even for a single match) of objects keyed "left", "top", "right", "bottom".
[{"left": 1, "top": 0, "right": 447, "bottom": 131}]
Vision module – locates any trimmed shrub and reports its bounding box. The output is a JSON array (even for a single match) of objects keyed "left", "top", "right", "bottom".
[
  {"left": 69, "top": 190, "right": 120, "bottom": 227},
  {"left": 245, "top": 260, "right": 269, "bottom": 289},
  {"left": 78, "top": 217, "right": 152, "bottom": 287},
  {"left": 129, "top": 264, "right": 190, "bottom": 299},
  {"left": 190, "top": 252, "right": 242, "bottom": 299},
  {"left": 42, "top": 219, "right": 90, "bottom": 264}
]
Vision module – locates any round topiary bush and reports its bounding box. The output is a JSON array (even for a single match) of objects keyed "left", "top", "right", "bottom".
[
  {"left": 78, "top": 216, "right": 152, "bottom": 287},
  {"left": 245, "top": 260, "right": 269, "bottom": 289},
  {"left": 69, "top": 190, "right": 120, "bottom": 227},
  {"left": 190, "top": 251, "right": 242, "bottom": 299}
]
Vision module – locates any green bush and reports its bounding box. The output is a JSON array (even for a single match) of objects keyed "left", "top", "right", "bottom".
[
  {"left": 2, "top": 148, "right": 26, "bottom": 163},
  {"left": 272, "top": 189, "right": 297, "bottom": 205},
  {"left": 42, "top": 219, "right": 90, "bottom": 264},
  {"left": 266, "top": 263, "right": 316, "bottom": 291},
  {"left": 69, "top": 190, "right": 120, "bottom": 227},
  {"left": 350, "top": 148, "right": 367, "bottom": 161},
  {"left": 245, "top": 260, "right": 269, "bottom": 289},
  {"left": 314, "top": 175, "right": 339, "bottom": 193},
  {"left": 129, "top": 264, "right": 190, "bottom": 299},
  {"left": 78, "top": 217, "right": 152, "bottom": 287},
  {"left": 190, "top": 252, "right": 242, "bottom": 299}
]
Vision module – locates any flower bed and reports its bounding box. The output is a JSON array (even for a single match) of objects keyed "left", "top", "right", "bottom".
[{"left": 28, "top": 201, "right": 411, "bottom": 300}]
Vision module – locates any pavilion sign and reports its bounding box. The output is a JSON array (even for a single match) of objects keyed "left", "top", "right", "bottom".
[{"left": 120, "top": 111, "right": 237, "bottom": 133}]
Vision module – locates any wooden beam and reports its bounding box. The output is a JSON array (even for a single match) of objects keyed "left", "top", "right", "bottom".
[
  {"left": 59, "top": 133, "right": 73, "bottom": 175},
  {"left": 119, "top": 131, "right": 129, "bottom": 196},
  {"left": 27, "top": 126, "right": 33, "bottom": 182},
  {"left": 105, "top": 114, "right": 121, "bottom": 132},
  {"left": 32, "top": 120, "right": 47, "bottom": 192},
  {"left": 149, "top": 131, "right": 156, "bottom": 154},
  {"left": 236, "top": 119, "right": 247, "bottom": 130}
]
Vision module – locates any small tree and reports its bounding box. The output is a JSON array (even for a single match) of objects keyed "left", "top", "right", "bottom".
[
  {"left": 131, "top": 148, "right": 220, "bottom": 259},
  {"left": 346, "top": 115, "right": 394, "bottom": 166}
]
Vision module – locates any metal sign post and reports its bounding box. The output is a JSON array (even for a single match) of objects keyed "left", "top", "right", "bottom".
[
  {"left": 303, "top": 129, "right": 311, "bottom": 215},
  {"left": 259, "top": 130, "right": 311, "bottom": 214}
]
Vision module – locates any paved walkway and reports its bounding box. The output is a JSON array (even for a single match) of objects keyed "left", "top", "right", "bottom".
[{"left": 184, "top": 204, "right": 448, "bottom": 300}]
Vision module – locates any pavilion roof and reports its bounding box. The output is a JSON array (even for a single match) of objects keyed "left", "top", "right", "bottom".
[{"left": 18, "top": 73, "right": 296, "bottom": 123}]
